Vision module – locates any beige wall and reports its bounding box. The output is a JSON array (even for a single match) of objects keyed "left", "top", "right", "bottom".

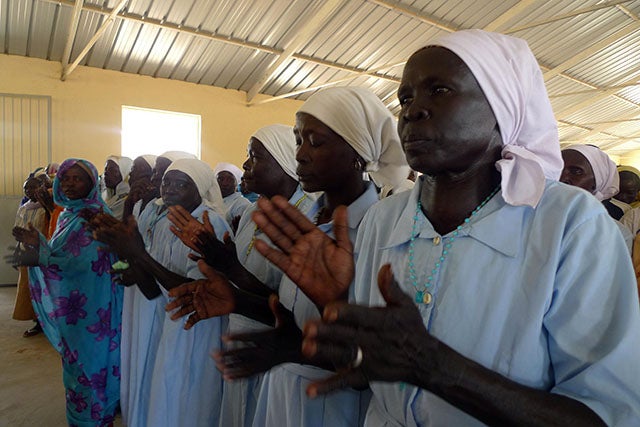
[{"left": 0, "top": 53, "right": 303, "bottom": 170}]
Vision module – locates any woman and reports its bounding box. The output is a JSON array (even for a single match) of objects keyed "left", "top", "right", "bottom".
[
  {"left": 91, "top": 158, "right": 229, "bottom": 427},
  {"left": 102, "top": 155, "right": 132, "bottom": 220},
  {"left": 560, "top": 144, "right": 633, "bottom": 251},
  {"left": 253, "top": 30, "right": 640, "bottom": 426},
  {"left": 207, "top": 87, "right": 409, "bottom": 426},
  {"left": 13, "top": 158, "right": 122, "bottom": 427},
  {"left": 12, "top": 173, "right": 48, "bottom": 337}
]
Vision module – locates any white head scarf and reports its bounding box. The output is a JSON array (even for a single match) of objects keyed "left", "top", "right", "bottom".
[
  {"left": 564, "top": 144, "right": 619, "bottom": 201},
  {"left": 430, "top": 29, "right": 563, "bottom": 208},
  {"left": 297, "top": 86, "right": 409, "bottom": 191},
  {"left": 214, "top": 162, "right": 243, "bottom": 185},
  {"left": 106, "top": 155, "right": 133, "bottom": 181},
  {"left": 251, "top": 124, "right": 298, "bottom": 180},
  {"left": 139, "top": 154, "right": 157, "bottom": 169},
  {"left": 165, "top": 158, "right": 226, "bottom": 215},
  {"left": 159, "top": 151, "right": 197, "bottom": 162}
]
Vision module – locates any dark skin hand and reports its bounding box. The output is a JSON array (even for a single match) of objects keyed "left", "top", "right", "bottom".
[
  {"left": 5, "top": 245, "right": 39, "bottom": 267},
  {"left": 166, "top": 259, "right": 276, "bottom": 328},
  {"left": 252, "top": 196, "right": 354, "bottom": 308},
  {"left": 302, "top": 265, "right": 605, "bottom": 427},
  {"left": 12, "top": 224, "right": 39, "bottom": 248},
  {"left": 123, "top": 177, "right": 157, "bottom": 219},
  {"left": 88, "top": 212, "right": 161, "bottom": 298},
  {"left": 34, "top": 187, "right": 54, "bottom": 213},
  {"left": 168, "top": 205, "right": 273, "bottom": 297},
  {"left": 213, "top": 294, "right": 305, "bottom": 380}
]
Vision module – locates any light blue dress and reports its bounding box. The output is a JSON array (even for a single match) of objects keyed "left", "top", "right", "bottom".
[
  {"left": 224, "top": 191, "right": 252, "bottom": 226},
  {"left": 220, "top": 187, "right": 318, "bottom": 427},
  {"left": 122, "top": 201, "right": 231, "bottom": 427},
  {"left": 252, "top": 183, "right": 378, "bottom": 427},
  {"left": 28, "top": 159, "right": 123, "bottom": 427},
  {"left": 353, "top": 178, "right": 640, "bottom": 426}
]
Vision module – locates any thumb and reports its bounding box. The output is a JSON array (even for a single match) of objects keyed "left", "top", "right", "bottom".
[
  {"left": 202, "top": 211, "right": 214, "bottom": 233},
  {"left": 332, "top": 205, "right": 353, "bottom": 254},
  {"left": 268, "top": 294, "right": 285, "bottom": 327},
  {"left": 378, "top": 264, "right": 413, "bottom": 307}
]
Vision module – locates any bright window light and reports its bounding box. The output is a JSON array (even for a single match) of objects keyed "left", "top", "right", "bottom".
[{"left": 121, "top": 106, "right": 201, "bottom": 159}]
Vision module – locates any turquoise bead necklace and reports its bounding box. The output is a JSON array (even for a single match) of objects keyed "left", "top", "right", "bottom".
[{"left": 408, "top": 186, "right": 500, "bottom": 305}]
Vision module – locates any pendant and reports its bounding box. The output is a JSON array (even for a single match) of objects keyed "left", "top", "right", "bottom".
[{"left": 415, "top": 291, "right": 433, "bottom": 305}]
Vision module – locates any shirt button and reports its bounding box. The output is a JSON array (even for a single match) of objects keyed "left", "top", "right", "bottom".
[{"left": 433, "top": 236, "right": 441, "bottom": 245}]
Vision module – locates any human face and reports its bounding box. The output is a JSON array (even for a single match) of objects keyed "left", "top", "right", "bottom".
[
  {"left": 294, "top": 113, "right": 360, "bottom": 193},
  {"left": 242, "top": 137, "right": 288, "bottom": 197},
  {"left": 129, "top": 157, "right": 153, "bottom": 186},
  {"left": 151, "top": 157, "right": 172, "bottom": 189},
  {"left": 103, "top": 160, "right": 122, "bottom": 189},
  {"left": 397, "top": 47, "right": 501, "bottom": 176},
  {"left": 60, "top": 164, "right": 93, "bottom": 200},
  {"left": 161, "top": 170, "right": 201, "bottom": 211},
  {"left": 617, "top": 172, "right": 640, "bottom": 204},
  {"left": 23, "top": 178, "right": 40, "bottom": 202},
  {"left": 216, "top": 171, "right": 237, "bottom": 197},
  {"left": 560, "top": 150, "right": 596, "bottom": 193}
]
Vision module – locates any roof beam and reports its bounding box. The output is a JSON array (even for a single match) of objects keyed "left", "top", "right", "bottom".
[
  {"left": 246, "top": 0, "right": 344, "bottom": 102},
  {"left": 60, "top": 0, "right": 84, "bottom": 72},
  {"left": 483, "top": 0, "right": 537, "bottom": 32},
  {"left": 61, "top": 0, "right": 129, "bottom": 81},
  {"left": 542, "top": 21, "right": 640, "bottom": 82}
]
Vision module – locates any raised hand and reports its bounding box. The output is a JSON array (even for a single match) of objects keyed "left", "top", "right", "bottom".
[
  {"left": 89, "top": 213, "right": 145, "bottom": 261},
  {"left": 252, "top": 196, "right": 355, "bottom": 307},
  {"left": 213, "top": 294, "right": 303, "bottom": 380},
  {"left": 301, "top": 264, "right": 431, "bottom": 397},
  {"left": 168, "top": 206, "right": 238, "bottom": 273},
  {"left": 12, "top": 224, "right": 39, "bottom": 248},
  {"left": 166, "top": 260, "right": 236, "bottom": 329}
]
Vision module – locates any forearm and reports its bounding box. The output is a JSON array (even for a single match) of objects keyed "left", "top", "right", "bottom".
[
  {"left": 231, "top": 285, "right": 277, "bottom": 325},
  {"left": 137, "top": 251, "right": 192, "bottom": 291},
  {"left": 415, "top": 340, "right": 605, "bottom": 427},
  {"left": 226, "top": 263, "right": 275, "bottom": 298}
]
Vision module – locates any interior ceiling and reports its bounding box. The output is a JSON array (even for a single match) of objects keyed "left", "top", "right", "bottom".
[{"left": 2, "top": 0, "right": 640, "bottom": 158}]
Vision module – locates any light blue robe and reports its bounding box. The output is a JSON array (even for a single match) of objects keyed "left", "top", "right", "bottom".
[
  {"left": 224, "top": 191, "right": 252, "bottom": 226},
  {"left": 220, "top": 187, "right": 318, "bottom": 427},
  {"left": 122, "top": 201, "right": 231, "bottom": 427},
  {"left": 353, "top": 178, "right": 640, "bottom": 426},
  {"left": 252, "top": 183, "right": 378, "bottom": 427}
]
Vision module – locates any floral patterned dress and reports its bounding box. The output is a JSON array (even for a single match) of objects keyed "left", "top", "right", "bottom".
[{"left": 28, "top": 159, "right": 123, "bottom": 427}]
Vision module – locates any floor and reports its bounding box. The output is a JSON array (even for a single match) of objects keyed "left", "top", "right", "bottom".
[{"left": 0, "top": 285, "right": 123, "bottom": 426}]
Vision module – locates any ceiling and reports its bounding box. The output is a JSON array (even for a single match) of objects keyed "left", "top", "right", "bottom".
[{"left": 2, "top": 0, "right": 640, "bottom": 158}]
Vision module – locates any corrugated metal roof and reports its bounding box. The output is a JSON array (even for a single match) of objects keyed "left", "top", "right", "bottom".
[{"left": 2, "top": 0, "right": 640, "bottom": 156}]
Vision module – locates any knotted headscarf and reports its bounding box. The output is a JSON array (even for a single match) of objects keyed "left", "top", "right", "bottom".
[
  {"left": 251, "top": 124, "right": 298, "bottom": 180},
  {"left": 430, "top": 29, "right": 563, "bottom": 207},
  {"left": 139, "top": 154, "right": 157, "bottom": 169},
  {"left": 214, "top": 162, "right": 244, "bottom": 185},
  {"left": 106, "top": 155, "right": 133, "bottom": 182},
  {"left": 564, "top": 144, "right": 619, "bottom": 201},
  {"left": 297, "top": 86, "right": 409, "bottom": 191},
  {"left": 158, "top": 151, "right": 197, "bottom": 163},
  {"left": 165, "top": 158, "right": 226, "bottom": 215}
]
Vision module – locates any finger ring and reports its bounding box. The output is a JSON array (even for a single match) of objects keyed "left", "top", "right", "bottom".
[{"left": 350, "top": 346, "right": 363, "bottom": 369}]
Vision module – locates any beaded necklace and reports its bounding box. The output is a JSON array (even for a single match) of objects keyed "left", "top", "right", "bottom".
[
  {"left": 245, "top": 193, "right": 309, "bottom": 257},
  {"left": 408, "top": 186, "right": 500, "bottom": 305}
]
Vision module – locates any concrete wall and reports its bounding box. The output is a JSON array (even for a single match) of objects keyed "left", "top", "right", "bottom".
[{"left": 0, "top": 53, "right": 304, "bottom": 170}]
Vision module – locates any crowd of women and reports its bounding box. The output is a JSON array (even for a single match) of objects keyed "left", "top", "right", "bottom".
[{"left": 9, "top": 29, "right": 640, "bottom": 427}]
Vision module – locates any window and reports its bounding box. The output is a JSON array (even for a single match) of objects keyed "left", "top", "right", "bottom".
[{"left": 121, "top": 106, "right": 201, "bottom": 159}]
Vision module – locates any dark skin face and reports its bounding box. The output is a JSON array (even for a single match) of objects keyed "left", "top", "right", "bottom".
[
  {"left": 294, "top": 113, "right": 363, "bottom": 194},
  {"left": 242, "top": 137, "right": 297, "bottom": 199},
  {"left": 397, "top": 47, "right": 502, "bottom": 235},
  {"left": 151, "top": 157, "right": 172, "bottom": 190},
  {"left": 60, "top": 164, "right": 93, "bottom": 200},
  {"left": 616, "top": 171, "right": 640, "bottom": 204},
  {"left": 397, "top": 47, "right": 502, "bottom": 177},
  {"left": 103, "top": 160, "right": 123, "bottom": 189},
  {"left": 559, "top": 150, "right": 596, "bottom": 193},
  {"left": 129, "top": 157, "right": 153, "bottom": 186},
  {"left": 23, "top": 178, "right": 40, "bottom": 202},
  {"left": 217, "top": 171, "right": 237, "bottom": 198},
  {"left": 161, "top": 170, "right": 202, "bottom": 213}
]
